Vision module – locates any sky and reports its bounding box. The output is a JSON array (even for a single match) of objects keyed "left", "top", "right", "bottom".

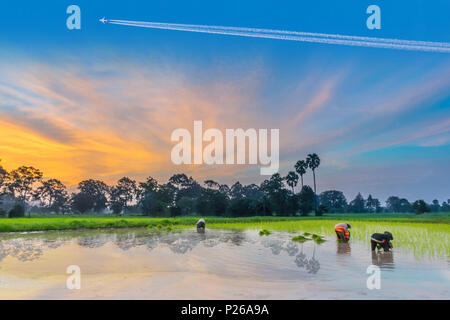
[{"left": 0, "top": 0, "right": 449, "bottom": 203}]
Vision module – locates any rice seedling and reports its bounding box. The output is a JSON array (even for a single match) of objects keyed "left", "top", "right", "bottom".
[
  {"left": 291, "top": 235, "right": 312, "bottom": 242},
  {"left": 259, "top": 229, "right": 271, "bottom": 236}
]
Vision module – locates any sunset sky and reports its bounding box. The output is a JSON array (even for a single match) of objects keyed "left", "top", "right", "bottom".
[{"left": 0, "top": 0, "right": 449, "bottom": 202}]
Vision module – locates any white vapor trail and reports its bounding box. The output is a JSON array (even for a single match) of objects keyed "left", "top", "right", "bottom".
[{"left": 105, "top": 19, "right": 450, "bottom": 53}]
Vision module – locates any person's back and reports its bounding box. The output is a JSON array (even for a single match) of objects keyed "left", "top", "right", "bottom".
[
  {"left": 334, "top": 222, "right": 351, "bottom": 242},
  {"left": 196, "top": 219, "right": 205, "bottom": 230},
  {"left": 371, "top": 231, "right": 393, "bottom": 251}
]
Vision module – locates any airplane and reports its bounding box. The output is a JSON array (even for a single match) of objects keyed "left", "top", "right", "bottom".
[{"left": 99, "top": 17, "right": 107, "bottom": 24}]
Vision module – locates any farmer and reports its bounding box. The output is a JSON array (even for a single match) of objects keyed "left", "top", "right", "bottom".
[
  {"left": 334, "top": 222, "right": 351, "bottom": 242},
  {"left": 196, "top": 218, "right": 206, "bottom": 232},
  {"left": 371, "top": 231, "right": 394, "bottom": 252}
]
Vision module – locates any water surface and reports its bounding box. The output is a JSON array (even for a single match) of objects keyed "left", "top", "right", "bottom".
[{"left": 0, "top": 228, "right": 448, "bottom": 299}]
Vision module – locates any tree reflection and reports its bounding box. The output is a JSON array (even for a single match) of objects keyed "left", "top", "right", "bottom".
[
  {"left": 294, "top": 243, "right": 320, "bottom": 273},
  {"left": 294, "top": 244, "right": 307, "bottom": 268},
  {"left": 0, "top": 229, "right": 320, "bottom": 273},
  {"left": 0, "top": 239, "right": 44, "bottom": 262}
]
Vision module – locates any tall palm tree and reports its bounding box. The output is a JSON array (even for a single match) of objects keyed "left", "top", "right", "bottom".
[
  {"left": 285, "top": 171, "right": 299, "bottom": 193},
  {"left": 306, "top": 153, "right": 320, "bottom": 211},
  {"left": 294, "top": 160, "right": 307, "bottom": 188}
]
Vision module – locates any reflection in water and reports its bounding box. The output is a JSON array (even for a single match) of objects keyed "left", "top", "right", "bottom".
[
  {"left": 294, "top": 243, "right": 320, "bottom": 274},
  {"left": 0, "top": 239, "right": 44, "bottom": 262},
  {"left": 337, "top": 242, "right": 351, "bottom": 255},
  {"left": 0, "top": 229, "right": 320, "bottom": 274},
  {"left": 1, "top": 229, "right": 447, "bottom": 299},
  {"left": 77, "top": 235, "right": 109, "bottom": 248},
  {"left": 371, "top": 252, "right": 395, "bottom": 270},
  {"left": 260, "top": 237, "right": 320, "bottom": 273}
]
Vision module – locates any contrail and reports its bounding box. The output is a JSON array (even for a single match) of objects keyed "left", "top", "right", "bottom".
[{"left": 104, "top": 19, "right": 450, "bottom": 53}]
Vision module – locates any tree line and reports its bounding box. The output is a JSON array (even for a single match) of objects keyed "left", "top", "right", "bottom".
[{"left": 0, "top": 155, "right": 447, "bottom": 217}]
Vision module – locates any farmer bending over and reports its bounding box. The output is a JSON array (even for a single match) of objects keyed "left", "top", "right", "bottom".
[
  {"left": 371, "top": 231, "right": 394, "bottom": 252},
  {"left": 196, "top": 218, "right": 205, "bottom": 231},
  {"left": 334, "top": 222, "right": 351, "bottom": 242}
]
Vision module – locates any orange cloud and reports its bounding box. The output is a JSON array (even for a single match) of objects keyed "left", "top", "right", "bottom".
[
  {"left": 0, "top": 119, "right": 164, "bottom": 186},
  {"left": 0, "top": 59, "right": 271, "bottom": 186}
]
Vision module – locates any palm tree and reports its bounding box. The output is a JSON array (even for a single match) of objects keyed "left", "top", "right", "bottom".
[
  {"left": 294, "top": 160, "right": 307, "bottom": 188},
  {"left": 306, "top": 153, "right": 320, "bottom": 211},
  {"left": 285, "top": 171, "right": 299, "bottom": 193}
]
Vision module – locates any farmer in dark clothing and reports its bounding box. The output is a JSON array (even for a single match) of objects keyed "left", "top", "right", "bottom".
[
  {"left": 371, "top": 231, "right": 394, "bottom": 251},
  {"left": 196, "top": 219, "right": 205, "bottom": 232}
]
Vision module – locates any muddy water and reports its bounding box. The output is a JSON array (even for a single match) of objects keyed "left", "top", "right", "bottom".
[{"left": 0, "top": 228, "right": 448, "bottom": 299}]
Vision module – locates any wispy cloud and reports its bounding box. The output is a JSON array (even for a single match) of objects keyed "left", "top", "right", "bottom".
[
  {"left": 0, "top": 59, "right": 269, "bottom": 185},
  {"left": 0, "top": 55, "right": 449, "bottom": 200}
]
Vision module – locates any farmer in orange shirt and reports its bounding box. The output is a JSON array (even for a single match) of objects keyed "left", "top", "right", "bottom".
[{"left": 334, "top": 222, "right": 351, "bottom": 242}]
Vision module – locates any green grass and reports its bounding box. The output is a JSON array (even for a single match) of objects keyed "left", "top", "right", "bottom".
[
  {"left": 0, "top": 213, "right": 448, "bottom": 233},
  {"left": 0, "top": 217, "right": 175, "bottom": 233}
]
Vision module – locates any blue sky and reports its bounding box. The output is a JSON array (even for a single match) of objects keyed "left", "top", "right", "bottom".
[{"left": 0, "top": 0, "right": 449, "bottom": 203}]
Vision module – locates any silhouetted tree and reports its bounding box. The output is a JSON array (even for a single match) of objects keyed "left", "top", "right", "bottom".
[
  {"left": 228, "top": 198, "right": 259, "bottom": 217},
  {"left": 77, "top": 179, "right": 109, "bottom": 212},
  {"left": 0, "top": 160, "right": 7, "bottom": 193},
  {"left": 430, "top": 199, "right": 440, "bottom": 212},
  {"left": 168, "top": 173, "right": 201, "bottom": 204},
  {"left": 319, "top": 190, "right": 347, "bottom": 213},
  {"left": 441, "top": 200, "right": 450, "bottom": 212},
  {"left": 138, "top": 176, "right": 158, "bottom": 197},
  {"left": 365, "top": 194, "right": 381, "bottom": 213},
  {"left": 109, "top": 177, "right": 137, "bottom": 214},
  {"left": 5, "top": 166, "right": 43, "bottom": 202},
  {"left": 8, "top": 203, "right": 25, "bottom": 218},
  {"left": 316, "top": 204, "right": 328, "bottom": 216},
  {"left": 34, "top": 179, "right": 68, "bottom": 213},
  {"left": 386, "top": 196, "right": 401, "bottom": 213},
  {"left": 71, "top": 192, "right": 93, "bottom": 214},
  {"left": 298, "top": 185, "right": 315, "bottom": 216},
  {"left": 219, "top": 184, "right": 231, "bottom": 199},
  {"left": 412, "top": 200, "right": 430, "bottom": 214},
  {"left": 348, "top": 193, "right": 366, "bottom": 213},
  {"left": 285, "top": 171, "right": 299, "bottom": 193},
  {"left": 399, "top": 198, "right": 412, "bottom": 213},
  {"left": 242, "top": 184, "right": 263, "bottom": 200},
  {"left": 306, "top": 153, "right": 320, "bottom": 211},
  {"left": 294, "top": 160, "right": 307, "bottom": 188},
  {"left": 261, "top": 173, "right": 290, "bottom": 215},
  {"left": 386, "top": 196, "right": 412, "bottom": 213},
  {"left": 176, "top": 196, "right": 196, "bottom": 215},
  {"left": 139, "top": 181, "right": 174, "bottom": 217},
  {"left": 196, "top": 181, "right": 228, "bottom": 216},
  {"left": 204, "top": 180, "right": 220, "bottom": 189},
  {"left": 373, "top": 198, "right": 382, "bottom": 213},
  {"left": 230, "top": 181, "right": 244, "bottom": 200}
]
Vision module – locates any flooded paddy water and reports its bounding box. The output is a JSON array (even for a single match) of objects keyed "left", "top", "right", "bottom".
[{"left": 0, "top": 227, "right": 448, "bottom": 299}]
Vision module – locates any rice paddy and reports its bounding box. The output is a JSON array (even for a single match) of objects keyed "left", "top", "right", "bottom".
[
  {"left": 206, "top": 220, "right": 449, "bottom": 258},
  {"left": 0, "top": 214, "right": 448, "bottom": 258}
]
